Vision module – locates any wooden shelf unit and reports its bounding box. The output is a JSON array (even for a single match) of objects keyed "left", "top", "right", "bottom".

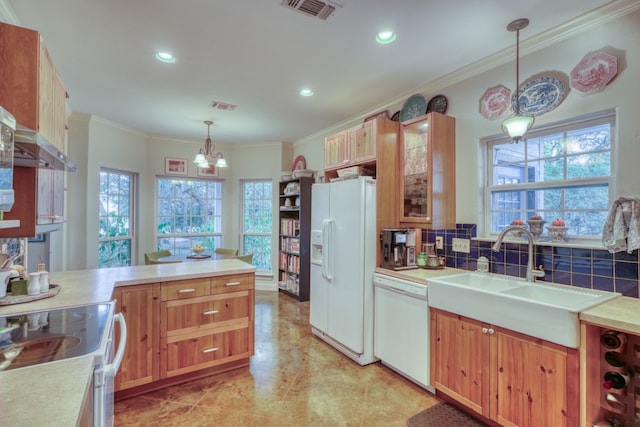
[{"left": 278, "top": 177, "right": 313, "bottom": 301}]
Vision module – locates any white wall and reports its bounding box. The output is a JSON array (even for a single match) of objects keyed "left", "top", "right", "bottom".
[{"left": 294, "top": 10, "right": 640, "bottom": 237}]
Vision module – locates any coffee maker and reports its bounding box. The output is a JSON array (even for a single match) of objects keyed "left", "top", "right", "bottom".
[{"left": 381, "top": 228, "right": 416, "bottom": 270}]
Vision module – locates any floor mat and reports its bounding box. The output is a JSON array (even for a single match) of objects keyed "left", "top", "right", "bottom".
[{"left": 406, "top": 402, "right": 488, "bottom": 427}]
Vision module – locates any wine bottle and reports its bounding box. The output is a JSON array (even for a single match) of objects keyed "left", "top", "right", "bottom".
[
  {"left": 601, "top": 330, "right": 627, "bottom": 350},
  {"left": 603, "top": 370, "right": 631, "bottom": 390}
]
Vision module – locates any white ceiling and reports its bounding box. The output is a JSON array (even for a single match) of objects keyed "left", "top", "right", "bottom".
[{"left": 4, "top": 0, "right": 618, "bottom": 145}]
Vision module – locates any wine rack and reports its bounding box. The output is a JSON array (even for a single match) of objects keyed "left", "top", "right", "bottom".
[{"left": 598, "top": 328, "right": 640, "bottom": 426}]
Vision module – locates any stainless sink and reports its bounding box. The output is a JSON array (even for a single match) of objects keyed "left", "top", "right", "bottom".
[{"left": 427, "top": 272, "right": 620, "bottom": 348}]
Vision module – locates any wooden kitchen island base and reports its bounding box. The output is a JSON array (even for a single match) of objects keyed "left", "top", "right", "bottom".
[{"left": 113, "top": 267, "right": 256, "bottom": 398}]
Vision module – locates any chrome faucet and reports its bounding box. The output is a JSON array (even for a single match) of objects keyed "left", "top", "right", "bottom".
[{"left": 491, "top": 225, "right": 545, "bottom": 282}]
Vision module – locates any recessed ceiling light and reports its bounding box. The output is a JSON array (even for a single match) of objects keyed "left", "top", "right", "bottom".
[
  {"left": 155, "top": 51, "right": 176, "bottom": 63},
  {"left": 300, "top": 89, "right": 314, "bottom": 97},
  {"left": 376, "top": 31, "right": 396, "bottom": 44}
]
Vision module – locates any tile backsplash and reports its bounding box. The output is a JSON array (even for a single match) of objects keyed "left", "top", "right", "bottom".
[{"left": 423, "top": 224, "right": 640, "bottom": 298}]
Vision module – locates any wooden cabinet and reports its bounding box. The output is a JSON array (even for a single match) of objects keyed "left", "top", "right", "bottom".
[
  {"left": 431, "top": 308, "right": 579, "bottom": 426},
  {"left": 113, "top": 272, "right": 255, "bottom": 399},
  {"left": 1, "top": 166, "right": 65, "bottom": 238},
  {"left": 324, "top": 130, "right": 349, "bottom": 170},
  {"left": 278, "top": 177, "right": 313, "bottom": 301},
  {"left": 160, "top": 274, "right": 255, "bottom": 378},
  {"left": 114, "top": 283, "right": 161, "bottom": 392},
  {"left": 0, "top": 22, "right": 68, "bottom": 150},
  {"left": 324, "top": 119, "right": 394, "bottom": 180},
  {"left": 399, "top": 112, "right": 455, "bottom": 228}
]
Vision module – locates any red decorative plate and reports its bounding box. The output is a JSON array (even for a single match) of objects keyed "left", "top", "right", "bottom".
[
  {"left": 292, "top": 155, "right": 306, "bottom": 171},
  {"left": 479, "top": 84, "right": 511, "bottom": 120},
  {"left": 570, "top": 51, "right": 618, "bottom": 94}
]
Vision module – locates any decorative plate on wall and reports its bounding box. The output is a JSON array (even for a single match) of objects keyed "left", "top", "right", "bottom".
[
  {"left": 426, "top": 95, "right": 448, "bottom": 114},
  {"left": 511, "top": 76, "right": 565, "bottom": 116},
  {"left": 390, "top": 110, "right": 400, "bottom": 122},
  {"left": 400, "top": 94, "right": 427, "bottom": 122},
  {"left": 570, "top": 51, "right": 618, "bottom": 94},
  {"left": 479, "top": 85, "right": 511, "bottom": 120},
  {"left": 292, "top": 155, "right": 306, "bottom": 171}
]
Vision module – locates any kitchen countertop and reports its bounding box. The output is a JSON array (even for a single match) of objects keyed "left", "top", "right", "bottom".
[
  {"left": 0, "top": 259, "right": 254, "bottom": 315},
  {"left": 580, "top": 295, "right": 640, "bottom": 335},
  {"left": 0, "top": 259, "right": 255, "bottom": 427}
]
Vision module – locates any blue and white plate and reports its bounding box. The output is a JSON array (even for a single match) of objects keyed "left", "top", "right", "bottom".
[{"left": 511, "top": 77, "right": 565, "bottom": 116}]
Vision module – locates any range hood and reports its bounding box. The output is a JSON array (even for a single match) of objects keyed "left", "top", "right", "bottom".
[{"left": 13, "top": 125, "right": 76, "bottom": 172}]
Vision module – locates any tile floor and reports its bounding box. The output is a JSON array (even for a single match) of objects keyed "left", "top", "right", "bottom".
[{"left": 114, "top": 290, "right": 442, "bottom": 426}]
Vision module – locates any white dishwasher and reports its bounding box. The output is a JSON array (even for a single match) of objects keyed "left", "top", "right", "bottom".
[{"left": 373, "top": 273, "right": 433, "bottom": 392}]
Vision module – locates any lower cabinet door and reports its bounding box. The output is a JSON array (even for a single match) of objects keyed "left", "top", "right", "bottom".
[
  {"left": 494, "top": 329, "right": 576, "bottom": 427},
  {"left": 164, "top": 328, "right": 250, "bottom": 377}
]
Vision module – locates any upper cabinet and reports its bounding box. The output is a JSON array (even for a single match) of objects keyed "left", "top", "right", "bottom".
[
  {"left": 0, "top": 22, "right": 68, "bottom": 151},
  {"left": 324, "top": 119, "right": 379, "bottom": 175},
  {"left": 400, "top": 112, "right": 456, "bottom": 228}
]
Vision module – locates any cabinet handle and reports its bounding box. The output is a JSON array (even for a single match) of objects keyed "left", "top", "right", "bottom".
[
  {"left": 178, "top": 288, "right": 196, "bottom": 293},
  {"left": 202, "top": 310, "right": 219, "bottom": 315},
  {"left": 202, "top": 347, "right": 219, "bottom": 354},
  {"left": 224, "top": 281, "right": 241, "bottom": 287}
]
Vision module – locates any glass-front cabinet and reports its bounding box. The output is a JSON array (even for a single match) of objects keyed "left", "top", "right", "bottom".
[{"left": 400, "top": 112, "right": 456, "bottom": 228}]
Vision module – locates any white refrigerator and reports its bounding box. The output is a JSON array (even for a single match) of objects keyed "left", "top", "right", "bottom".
[{"left": 309, "top": 176, "right": 377, "bottom": 365}]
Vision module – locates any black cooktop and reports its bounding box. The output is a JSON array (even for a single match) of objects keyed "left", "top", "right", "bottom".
[{"left": 0, "top": 303, "right": 112, "bottom": 371}]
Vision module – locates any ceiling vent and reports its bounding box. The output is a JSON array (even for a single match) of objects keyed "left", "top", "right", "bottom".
[
  {"left": 210, "top": 101, "right": 237, "bottom": 111},
  {"left": 280, "top": 0, "right": 339, "bottom": 20}
]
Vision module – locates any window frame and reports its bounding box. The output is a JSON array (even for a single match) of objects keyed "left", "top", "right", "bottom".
[
  {"left": 98, "top": 167, "right": 136, "bottom": 268},
  {"left": 240, "top": 178, "right": 273, "bottom": 273},
  {"left": 155, "top": 176, "right": 224, "bottom": 255},
  {"left": 483, "top": 109, "right": 616, "bottom": 241}
]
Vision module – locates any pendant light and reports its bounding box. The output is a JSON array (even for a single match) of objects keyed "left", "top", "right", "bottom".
[
  {"left": 193, "top": 120, "right": 228, "bottom": 168},
  {"left": 502, "top": 18, "right": 534, "bottom": 143}
]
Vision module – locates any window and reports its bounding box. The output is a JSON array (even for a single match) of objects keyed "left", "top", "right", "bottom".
[
  {"left": 157, "top": 177, "right": 223, "bottom": 255},
  {"left": 486, "top": 110, "right": 614, "bottom": 238},
  {"left": 240, "top": 179, "right": 273, "bottom": 271},
  {"left": 99, "top": 168, "right": 135, "bottom": 267}
]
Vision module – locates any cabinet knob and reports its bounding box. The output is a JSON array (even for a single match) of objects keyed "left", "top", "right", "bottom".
[
  {"left": 488, "top": 328, "right": 495, "bottom": 335},
  {"left": 482, "top": 327, "right": 488, "bottom": 334}
]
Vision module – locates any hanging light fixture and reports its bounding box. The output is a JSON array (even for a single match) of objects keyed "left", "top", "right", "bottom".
[
  {"left": 193, "top": 120, "right": 228, "bottom": 168},
  {"left": 502, "top": 18, "right": 534, "bottom": 143}
]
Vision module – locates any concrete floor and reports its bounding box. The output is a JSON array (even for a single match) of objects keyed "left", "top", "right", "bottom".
[{"left": 114, "top": 290, "right": 442, "bottom": 426}]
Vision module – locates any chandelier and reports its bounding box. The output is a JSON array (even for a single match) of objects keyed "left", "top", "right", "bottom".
[
  {"left": 501, "top": 18, "right": 534, "bottom": 143},
  {"left": 193, "top": 120, "right": 228, "bottom": 168}
]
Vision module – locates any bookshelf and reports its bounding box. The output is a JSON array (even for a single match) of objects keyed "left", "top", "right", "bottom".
[{"left": 278, "top": 176, "right": 313, "bottom": 301}]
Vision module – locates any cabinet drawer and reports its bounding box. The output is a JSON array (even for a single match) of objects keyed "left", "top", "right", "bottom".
[
  {"left": 164, "top": 293, "right": 251, "bottom": 332},
  {"left": 211, "top": 273, "right": 253, "bottom": 294},
  {"left": 161, "top": 278, "right": 210, "bottom": 301},
  {"left": 165, "top": 328, "right": 250, "bottom": 377}
]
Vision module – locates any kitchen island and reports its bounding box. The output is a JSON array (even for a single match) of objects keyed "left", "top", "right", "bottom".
[{"left": 0, "top": 259, "right": 255, "bottom": 427}]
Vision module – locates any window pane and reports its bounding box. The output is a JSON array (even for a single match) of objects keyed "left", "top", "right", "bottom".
[
  {"left": 156, "top": 178, "right": 223, "bottom": 255},
  {"left": 99, "top": 169, "right": 134, "bottom": 268},
  {"left": 487, "top": 111, "right": 613, "bottom": 237},
  {"left": 241, "top": 180, "right": 272, "bottom": 272}
]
